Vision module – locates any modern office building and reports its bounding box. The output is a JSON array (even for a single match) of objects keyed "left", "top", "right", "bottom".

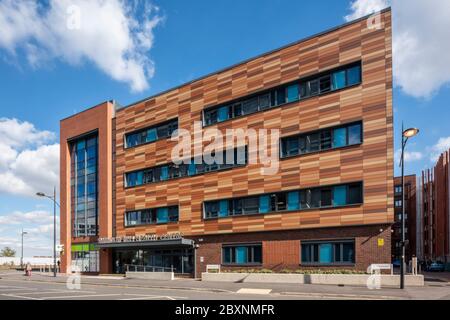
[
  {"left": 392, "top": 175, "right": 417, "bottom": 262},
  {"left": 60, "top": 9, "right": 394, "bottom": 276},
  {"left": 421, "top": 149, "right": 450, "bottom": 264}
]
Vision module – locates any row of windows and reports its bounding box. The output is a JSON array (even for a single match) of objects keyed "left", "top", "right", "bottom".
[
  {"left": 125, "top": 119, "right": 178, "bottom": 148},
  {"left": 71, "top": 135, "right": 99, "bottom": 237},
  {"left": 221, "top": 240, "right": 355, "bottom": 265},
  {"left": 204, "top": 182, "right": 363, "bottom": 219},
  {"left": 125, "top": 206, "right": 179, "bottom": 227},
  {"left": 124, "top": 121, "right": 363, "bottom": 189},
  {"left": 280, "top": 122, "right": 362, "bottom": 158},
  {"left": 301, "top": 241, "right": 355, "bottom": 265},
  {"left": 122, "top": 183, "right": 362, "bottom": 226},
  {"left": 121, "top": 63, "right": 362, "bottom": 150},
  {"left": 203, "top": 63, "right": 361, "bottom": 126},
  {"left": 125, "top": 147, "right": 247, "bottom": 188}
]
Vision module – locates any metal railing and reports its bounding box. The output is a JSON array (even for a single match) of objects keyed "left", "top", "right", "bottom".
[{"left": 125, "top": 264, "right": 173, "bottom": 273}]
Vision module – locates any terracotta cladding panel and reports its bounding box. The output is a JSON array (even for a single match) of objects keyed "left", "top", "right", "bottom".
[{"left": 114, "top": 11, "right": 393, "bottom": 238}]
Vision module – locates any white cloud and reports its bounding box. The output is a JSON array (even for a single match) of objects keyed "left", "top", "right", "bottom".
[
  {"left": 0, "top": 0, "right": 163, "bottom": 92},
  {"left": 430, "top": 136, "right": 450, "bottom": 162},
  {"left": 345, "top": 0, "right": 450, "bottom": 98},
  {"left": 344, "top": 0, "right": 389, "bottom": 21},
  {"left": 394, "top": 148, "right": 423, "bottom": 165},
  {"left": 0, "top": 118, "right": 54, "bottom": 148},
  {"left": 0, "top": 118, "right": 59, "bottom": 197},
  {"left": 0, "top": 210, "right": 56, "bottom": 226}
]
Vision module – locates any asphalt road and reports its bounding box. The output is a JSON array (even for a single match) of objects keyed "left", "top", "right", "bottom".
[
  {"left": 0, "top": 278, "right": 320, "bottom": 300},
  {"left": 0, "top": 271, "right": 449, "bottom": 300}
]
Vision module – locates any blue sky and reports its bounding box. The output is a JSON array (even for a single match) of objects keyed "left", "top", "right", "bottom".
[{"left": 0, "top": 0, "right": 449, "bottom": 256}]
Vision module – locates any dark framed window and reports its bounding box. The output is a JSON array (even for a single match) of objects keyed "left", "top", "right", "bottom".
[
  {"left": 124, "top": 119, "right": 178, "bottom": 148},
  {"left": 222, "top": 244, "right": 262, "bottom": 265},
  {"left": 301, "top": 240, "right": 355, "bottom": 265},
  {"left": 125, "top": 206, "right": 179, "bottom": 227},
  {"left": 280, "top": 121, "right": 362, "bottom": 158},
  {"left": 203, "top": 62, "right": 362, "bottom": 126},
  {"left": 71, "top": 134, "right": 98, "bottom": 237},
  {"left": 204, "top": 182, "right": 363, "bottom": 219},
  {"left": 125, "top": 147, "right": 247, "bottom": 188}
]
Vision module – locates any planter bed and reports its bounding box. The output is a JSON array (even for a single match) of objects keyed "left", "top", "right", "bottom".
[{"left": 201, "top": 272, "right": 424, "bottom": 287}]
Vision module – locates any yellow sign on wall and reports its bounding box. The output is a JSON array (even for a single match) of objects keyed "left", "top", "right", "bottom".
[{"left": 378, "top": 238, "right": 385, "bottom": 247}]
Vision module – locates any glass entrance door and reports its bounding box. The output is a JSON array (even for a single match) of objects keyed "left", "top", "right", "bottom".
[{"left": 113, "top": 248, "right": 194, "bottom": 274}]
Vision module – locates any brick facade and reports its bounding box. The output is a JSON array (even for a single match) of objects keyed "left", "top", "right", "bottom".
[
  {"left": 193, "top": 224, "right": 391, "bottom": 277},
  {"left": 60, "top": 9, "right": 394, "bottom": 275}
]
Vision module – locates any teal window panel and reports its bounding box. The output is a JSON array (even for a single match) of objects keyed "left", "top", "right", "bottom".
[
  {"left": 287, "top": 191, "right": 300, "bottom": 210},
  {"left": 146, "top": 128, "right": 157, "bottom": 142},
  {"left": 333, "top": 127, "right": 347, "bottom": 148},
  {"left": 287, "top": 84, "right": 299, "bottom": 103},
  {"left": 347, "top": 66, "right": 361, "bottom": 86},
  {"left": 319, "top": 244, "right": 333, "bottom": 264},
  {"left": 160, "top": 166, "right": 169, "bottom": 181},
  {"left": 348, "top": 124, "right": 362, "bottom": 145},
  {"left": 333, "top": 185, "right": 347, "bottom": 206},
  {"left": 219, "top": 200, "right": 229, "bottom": 217},
  {"left": 235, "top": 247, "right": 248, "bottom": 264},
  {"left": 218, "top": 106, "right": 229, "bottom": 122},
  {"left": 259, "top": 195, "right": 270, "bottom": 213},
  {"left": 188, "top": 161, "right": 196, "bottom": 176},
  {"left": 157, "top": 208, "right": 168, "bottom": 223},
  {"left": 136, "top": 171, "right": 143, "bottom": 186},
  {"left": 332, "top": 70, "right": 346, "bottom": 90}
]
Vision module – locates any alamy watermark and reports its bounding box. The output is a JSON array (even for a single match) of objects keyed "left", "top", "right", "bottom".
[{"left": 171, "top": 121, "right": 280, "bottom": 176}]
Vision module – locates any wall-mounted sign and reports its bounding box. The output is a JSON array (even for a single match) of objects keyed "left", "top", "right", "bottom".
[
  {"left": 98, "top": 232, "right": 184, "bottom": 244},
  {"left": 377, "top": 238, "right": 384, "bottom": 247}
]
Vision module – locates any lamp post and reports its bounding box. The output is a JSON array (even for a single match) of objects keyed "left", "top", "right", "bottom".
[
  {"left": 36, "top": 187, "right": 60, "bottom": 277},
  {"left": 400, "top": 125, "right": 419, "bottom": 289},
  {"left": 21, "top": 229, "right": 28, "bottom": 268}
]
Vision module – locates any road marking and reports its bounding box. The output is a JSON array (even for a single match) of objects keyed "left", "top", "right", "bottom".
[
  {"left": 1, "top": 294, "right": 42, "bottom": 300},
  {"left": 237, "top": 288, "right": 272, "bottom": 295},
  {"left": 0, "top": 288, "right": 36, "bottom": 292},
  {"left": 9, "top": 290, "right": 96, "bottom": 295},
  {"left": 120, "top": 295, "right": 167, "bottom": 300},
  {"left": 279, "top": 291, "right": 403, "bottom": 300},
  {"left": 120, "top": 296, "right": 183, "bottom": 300},
  {"left": 41, "top": 293, "right": 123, "bottom": 299}
]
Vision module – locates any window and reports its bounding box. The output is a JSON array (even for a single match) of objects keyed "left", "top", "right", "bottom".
[
  {"left": 204, "top": 182, "right": 363, "bottom": 219},
  {"left": 346, "top": 65, "right": 361, "bottom": 86},
  {"left": 125, "top": 206, "right": 178, "bottom": 227},
  {"left": 125, "top": 119, "right": 178, "bottom": 148},
  {"left": 302, "top": 240, "right": 355, "bottom": 265},
  {"left": 203, "top": 62, "right": 362, "bottom": 126},
  {"left": 125, "top": 147, "right": 247, "bottom": 187},
  {"left": 280, "top": 122, "right": 362, "bottom": 158},
  {"left": 222, "top": 244, "right": 262, "bottom": 265},
  {"left": 287, "top": 84, "right": 299, "bottom": 103},
  {"left": 395, "top": 186, "right": 402, "bottom": 193},
  {"left": 348, "top": 123, "right": 362, "bottom": 145},
  {"left": 332, "top": 70, "right": 346, "bottom": 90},
  {"left": 395, "top": 200, "right": 402, "bottom": 207},
  {"left": 71, "top": 134, "right": 98, "bottom": 237}
]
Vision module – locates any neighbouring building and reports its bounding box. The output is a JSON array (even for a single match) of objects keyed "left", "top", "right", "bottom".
[
  {"left": 421, "top": 149, "right": 450, "bottom": 264},
  {"left": 60, "top": 9, "right": 394, "bottom": 276},
  {"left": 392, "top": 175, "right": 417, "bottom": 263}
]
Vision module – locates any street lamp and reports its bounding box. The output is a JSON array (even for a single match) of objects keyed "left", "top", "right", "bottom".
[
  {"left": 21, "top": 229, "right": 28, "bottom": 268},
  {"left": 399, "top": 125, "right": 419, "bottom": 289},
  {"left": 36, "top": 187, "right": 60, "bottom": 277}
]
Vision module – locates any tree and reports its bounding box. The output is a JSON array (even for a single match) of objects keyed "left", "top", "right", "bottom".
[{"left": 0, "top": 247, "right": 16, "bottom": 257}]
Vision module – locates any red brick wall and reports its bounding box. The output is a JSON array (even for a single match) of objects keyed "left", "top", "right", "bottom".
[{"left": 194, "top": 224, "right": 391, "bottom": 277}]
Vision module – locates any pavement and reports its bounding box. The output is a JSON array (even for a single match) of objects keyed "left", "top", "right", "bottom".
[{"left": 0, "top": 270, "right": 449, "bottom": 300}]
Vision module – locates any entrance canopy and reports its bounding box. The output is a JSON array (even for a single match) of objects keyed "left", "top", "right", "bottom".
[{"left": 97, "top": 238, "right": 194, "bottom": 249}]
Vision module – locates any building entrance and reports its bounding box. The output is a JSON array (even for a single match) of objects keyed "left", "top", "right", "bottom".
[{"left": 113, "top": 248, "right": 194, "bottom": 275}]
